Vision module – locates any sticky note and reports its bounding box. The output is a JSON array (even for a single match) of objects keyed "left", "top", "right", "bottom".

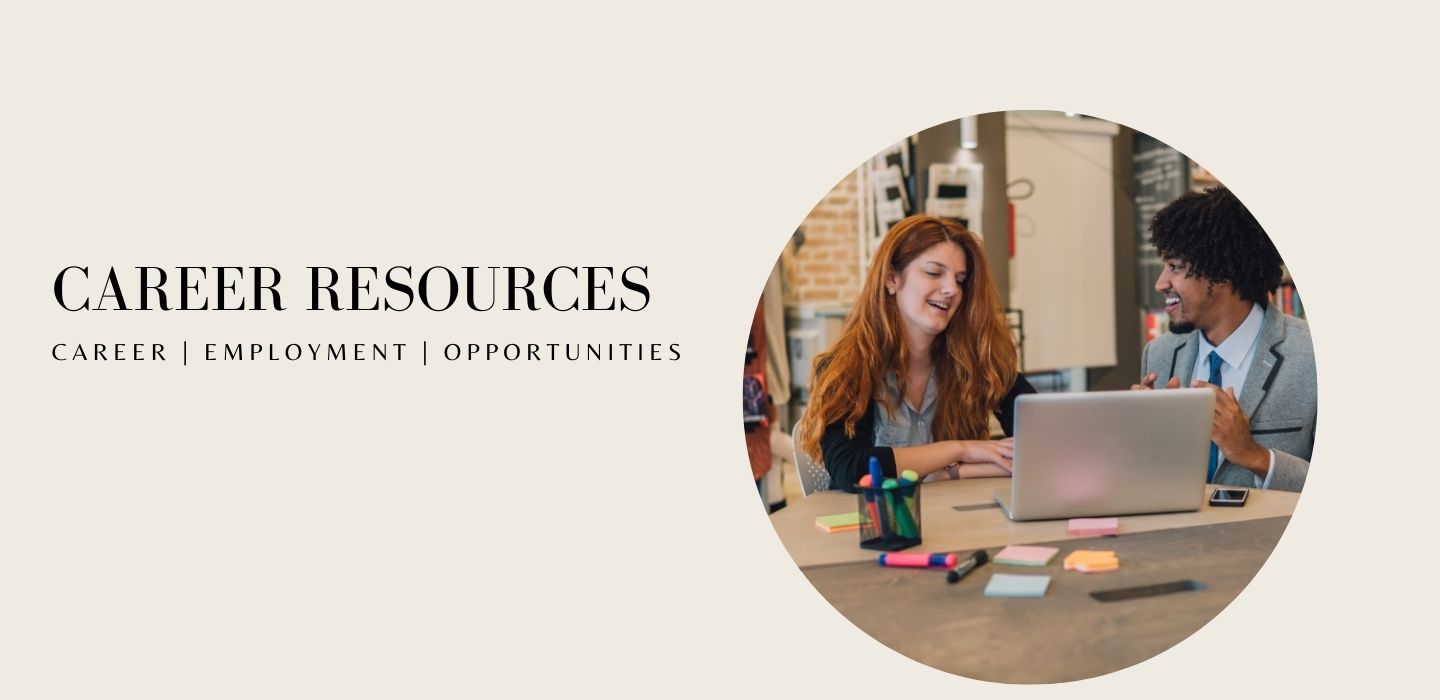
[
  {"left": 994, "top": 545, "right": 1059, "bottom": 567},
  {"left": 1068, "top": 517, "right": 1119, "bottom": 536},
  {"left": 815, "top": 512, "right": 862, "bottom": 533},
  {"left": 985, "top": 573, "right": 1051, "bottom": 598},
  {"left": 1064, "top": 550, "right": 1119, "bottom": 572},
  {"left": 1063, "top": 550, "right": 1116, "bottom": 567}
]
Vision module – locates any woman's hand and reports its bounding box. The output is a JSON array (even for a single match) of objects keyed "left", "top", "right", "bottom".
[
  {"left": 893, "top": 439, "right": 1015, "bottom": 481},
  {"left": 955, "top": 463, "right": 1013, "bottom": 479},
  {"left": 955, "top": 438, "right": 1013, "bottom": 473}
]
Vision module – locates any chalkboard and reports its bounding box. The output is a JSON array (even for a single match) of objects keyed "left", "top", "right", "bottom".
[{"left": 1133, "top": 133, "right": 1190, "bottom": 307}]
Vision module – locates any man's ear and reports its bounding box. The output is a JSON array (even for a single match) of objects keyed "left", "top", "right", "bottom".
[{"left": 1210, "top": 279, "right": 1241, "bottom": 300}]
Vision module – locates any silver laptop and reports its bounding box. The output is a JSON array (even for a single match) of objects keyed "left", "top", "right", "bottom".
[{"left": 994, "top": 388, "right": 1214, "bottom": 521}]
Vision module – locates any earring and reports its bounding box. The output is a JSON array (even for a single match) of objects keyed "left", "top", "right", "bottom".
[{"left": 887, "top": 287, "right": 895, "bottom": 295}]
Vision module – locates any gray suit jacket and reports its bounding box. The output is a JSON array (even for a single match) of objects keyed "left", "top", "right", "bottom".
[{"left": 1140, "top": 304, "right": 1316, "bottom": 492}]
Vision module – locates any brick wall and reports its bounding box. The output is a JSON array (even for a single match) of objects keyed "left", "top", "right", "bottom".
[{"left": 786, "top": 170, "right": 863, "bottom": 305}]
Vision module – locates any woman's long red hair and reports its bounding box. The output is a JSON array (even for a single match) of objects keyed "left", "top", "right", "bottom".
[{"left": 798, "top": 215, "right": 1018, "bottom": 461}]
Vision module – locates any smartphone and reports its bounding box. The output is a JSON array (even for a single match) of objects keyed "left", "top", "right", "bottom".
[{"left": 1209, "top": 488, "right": 1249, "bottom": 507}]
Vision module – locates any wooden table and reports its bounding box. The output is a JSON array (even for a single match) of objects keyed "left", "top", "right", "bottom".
[{"left": 770, "top": 478, "right": 1299, "bottom": 683}]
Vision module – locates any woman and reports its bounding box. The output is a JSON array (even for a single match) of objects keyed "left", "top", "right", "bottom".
[{"left": 798, "top": 215, "right": 1033, "bottom": 492}]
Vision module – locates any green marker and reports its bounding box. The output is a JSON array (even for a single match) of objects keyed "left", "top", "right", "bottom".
[
  {"left": 899, "top": 470, "right": 920, "bottom": 536},
  {"left": 884, "top": 477, "right": 916, "bottom": 539}
]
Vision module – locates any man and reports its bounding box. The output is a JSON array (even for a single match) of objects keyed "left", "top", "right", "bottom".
[{"left": 1134, "top": 187, "right": 1315, "bottom": 492}]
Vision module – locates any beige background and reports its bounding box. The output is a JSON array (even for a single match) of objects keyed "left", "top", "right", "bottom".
[{"left": 2, "top": 2, "right": 1437, "bottom": 697}]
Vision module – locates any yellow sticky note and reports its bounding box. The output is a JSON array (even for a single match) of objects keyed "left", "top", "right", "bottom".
[
  {"left": 815, "top": 512, "right": 862, "bottom": 533},
  {"left": 994, "top": 545, "right": 1059, "bottom": 567}
]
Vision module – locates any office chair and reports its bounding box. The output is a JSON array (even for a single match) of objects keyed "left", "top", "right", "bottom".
[{"left": 790, "top": 414, "right": 831, "bottom": 496}]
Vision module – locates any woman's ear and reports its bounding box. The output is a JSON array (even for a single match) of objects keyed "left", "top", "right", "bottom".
[{"left": 885, "top": 270, "right": 899, "bottom": 295}]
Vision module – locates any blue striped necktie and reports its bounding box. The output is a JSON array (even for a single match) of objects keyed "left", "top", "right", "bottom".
[{"left": 1206, "top": 351, "right": 1224, "bottom": 482}]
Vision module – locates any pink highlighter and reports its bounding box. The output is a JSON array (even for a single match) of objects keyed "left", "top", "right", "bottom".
[{"left": 878, "top": 552, "right": 957, "bottom": 569}]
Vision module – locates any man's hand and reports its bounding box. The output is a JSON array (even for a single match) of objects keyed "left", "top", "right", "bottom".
[
  {"left": 1132, "top": 372, "right": 1181, "bottom": 391},
  {"left": 1192, "top": 380, "right": 1270, "bottom": 477}
]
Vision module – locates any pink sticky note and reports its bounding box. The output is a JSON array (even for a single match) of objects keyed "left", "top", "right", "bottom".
[{"left": 1068, "top": 517, "right": 1119, "bottom": 536}]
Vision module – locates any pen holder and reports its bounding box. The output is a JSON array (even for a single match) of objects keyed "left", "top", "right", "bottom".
[{"left": 858, "top": 480, "right": 921, "bottom": 551}]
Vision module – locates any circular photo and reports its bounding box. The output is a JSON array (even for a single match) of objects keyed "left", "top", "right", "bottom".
[{"left": 743, "top": 111, "right": 1315, "bottom": 683}]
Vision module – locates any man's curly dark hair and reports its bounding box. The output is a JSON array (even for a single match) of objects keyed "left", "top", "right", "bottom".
[{"left": 1148, "top": 186, "right": 1283, "bottom": 305}]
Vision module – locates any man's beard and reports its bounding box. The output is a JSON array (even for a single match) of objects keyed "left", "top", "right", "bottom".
[{"left": 1169, "top": 320, "right": 1196, "bottom": 334}]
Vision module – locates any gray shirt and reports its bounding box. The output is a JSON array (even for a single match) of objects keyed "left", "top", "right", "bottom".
[{"left": 873, "top": 370, "right": 938, "bottom": 450}]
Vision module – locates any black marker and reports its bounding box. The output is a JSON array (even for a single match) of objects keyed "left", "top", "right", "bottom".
[{"left": 946, "top": 550, "right": 989, "bottom": 584}]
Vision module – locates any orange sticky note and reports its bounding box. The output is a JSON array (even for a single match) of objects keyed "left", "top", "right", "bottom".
[{"left": 1064, "top": 550, "right": 1118, "bottom": 571}]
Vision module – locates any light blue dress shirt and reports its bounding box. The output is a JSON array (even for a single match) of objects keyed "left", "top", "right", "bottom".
[{"left": 872, "top": 369, "right": 938, "bottom": 450}]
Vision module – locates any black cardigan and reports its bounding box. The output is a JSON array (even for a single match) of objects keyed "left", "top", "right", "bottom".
[{"left": 820, "top": 375, "right": 1035, "bottom": 492}]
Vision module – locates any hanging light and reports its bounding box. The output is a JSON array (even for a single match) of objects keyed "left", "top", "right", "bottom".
[{"left": 959, "top": 116, "right": 978, "bottom": 150}]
